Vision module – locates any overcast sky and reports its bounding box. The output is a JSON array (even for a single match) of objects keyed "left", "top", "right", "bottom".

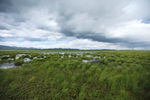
[{"left": 0, "top": 0, "right": 150, "bottom": 50}]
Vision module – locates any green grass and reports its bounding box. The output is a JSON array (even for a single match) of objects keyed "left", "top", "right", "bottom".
[{"left": 0, "top": 51, "right": 150, "bottom": 100}]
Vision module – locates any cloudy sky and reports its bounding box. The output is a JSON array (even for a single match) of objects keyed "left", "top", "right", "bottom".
[{"left": 0, "top": 0, "right": 150, "bottom": 50}]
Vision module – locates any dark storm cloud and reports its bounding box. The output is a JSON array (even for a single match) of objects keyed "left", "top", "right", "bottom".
[
  {"left": 61, "top": 29, "right": 150, "bottom": 49},
  {"left": 61, "top": 29, "right": 125, "bottom": 43},
  {"left": 0, "top": 0, "right": 12, "bottom": 12},
  {"left": 76, "top": 34, "right": 124, "bottom": 43}
]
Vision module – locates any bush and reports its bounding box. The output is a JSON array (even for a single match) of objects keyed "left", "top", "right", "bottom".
[{"left": 14, "top": 59, "right": 24, "bottom": 66}]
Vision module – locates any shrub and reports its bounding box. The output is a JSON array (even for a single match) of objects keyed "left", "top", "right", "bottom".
[{"left": 14, "top": 59, "right": 24, "bottom": 66}]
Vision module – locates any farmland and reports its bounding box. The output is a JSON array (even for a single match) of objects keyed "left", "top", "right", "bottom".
[{"left": 0, "top": 50, "right": 150, "bottom": 100}]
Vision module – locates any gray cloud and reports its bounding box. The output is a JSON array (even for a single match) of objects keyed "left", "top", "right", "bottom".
[
  {"left": 0, "top": 0, "right": 12, "bottom": 12},
  {"left": 61, "top": 30, "right": 125, "bottom": 43},
  {"left": 24, "top": 37, "right": 47, "bottom": 42},
  {"left": 0, "top": 25, "right": 8, "bottom": 30},
  {"left": 0, "top": 0, "right": 150, "bottom": 49}
]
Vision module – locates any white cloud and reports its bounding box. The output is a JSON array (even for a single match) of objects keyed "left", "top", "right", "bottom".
[
  {"left": 0, "top": 0, "right": 150, "bottom": 49},
  {"left": 0, "top": 38, "right": 131, "bottom": 50},
  {"left": 52, "top": 39, "right": 129, "bottom": 50},
  {"left": 108, "top": 20, "right": 150, "bottom": 42}
]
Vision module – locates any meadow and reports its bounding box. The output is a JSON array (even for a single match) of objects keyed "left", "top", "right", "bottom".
[{"left": 0, "top": 50, "right": 150, "bottom": 100}]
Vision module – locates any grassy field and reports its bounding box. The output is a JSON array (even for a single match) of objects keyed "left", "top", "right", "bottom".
[{"left": 0, "top": 51, "right": 150, "bottom": 100}]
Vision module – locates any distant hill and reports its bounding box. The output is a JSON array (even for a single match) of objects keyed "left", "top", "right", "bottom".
[
  {"left": 0, "top": 45, "right": 116, "bottom": 51},
  {"left": 0, "top": 45, "right": 38, "bottom": 50},
  {"left": 0, "top": 45, "right": 80, "bottom": 51}
]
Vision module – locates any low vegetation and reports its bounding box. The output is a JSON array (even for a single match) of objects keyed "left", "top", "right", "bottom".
[
  {"left": 14, "top": 59, "right": 24, "bottom": 66},
  {"left": 0, "top": 51, "right": 150, "bottom": 100}
]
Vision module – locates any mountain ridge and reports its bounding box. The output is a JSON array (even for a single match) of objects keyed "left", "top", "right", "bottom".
[{"left": 0, "top": 45, "right": 116, "bottom": 51}]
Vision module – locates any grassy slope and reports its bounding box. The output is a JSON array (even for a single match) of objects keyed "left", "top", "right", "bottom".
[{"left": 0, "top": 51, "right": 150, "bottom": 100}]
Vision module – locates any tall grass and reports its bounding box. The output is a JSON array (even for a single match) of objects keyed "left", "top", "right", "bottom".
[{"left": 0, "top": 51, "right": 149, "bottom": 100}]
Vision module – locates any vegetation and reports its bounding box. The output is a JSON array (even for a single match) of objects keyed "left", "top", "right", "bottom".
[
  {"left": 14, "top": 59, "right": 24, "bottom": 66},
  {"left": 0, "top": 51, "right": 150, "bottom": 100}
]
